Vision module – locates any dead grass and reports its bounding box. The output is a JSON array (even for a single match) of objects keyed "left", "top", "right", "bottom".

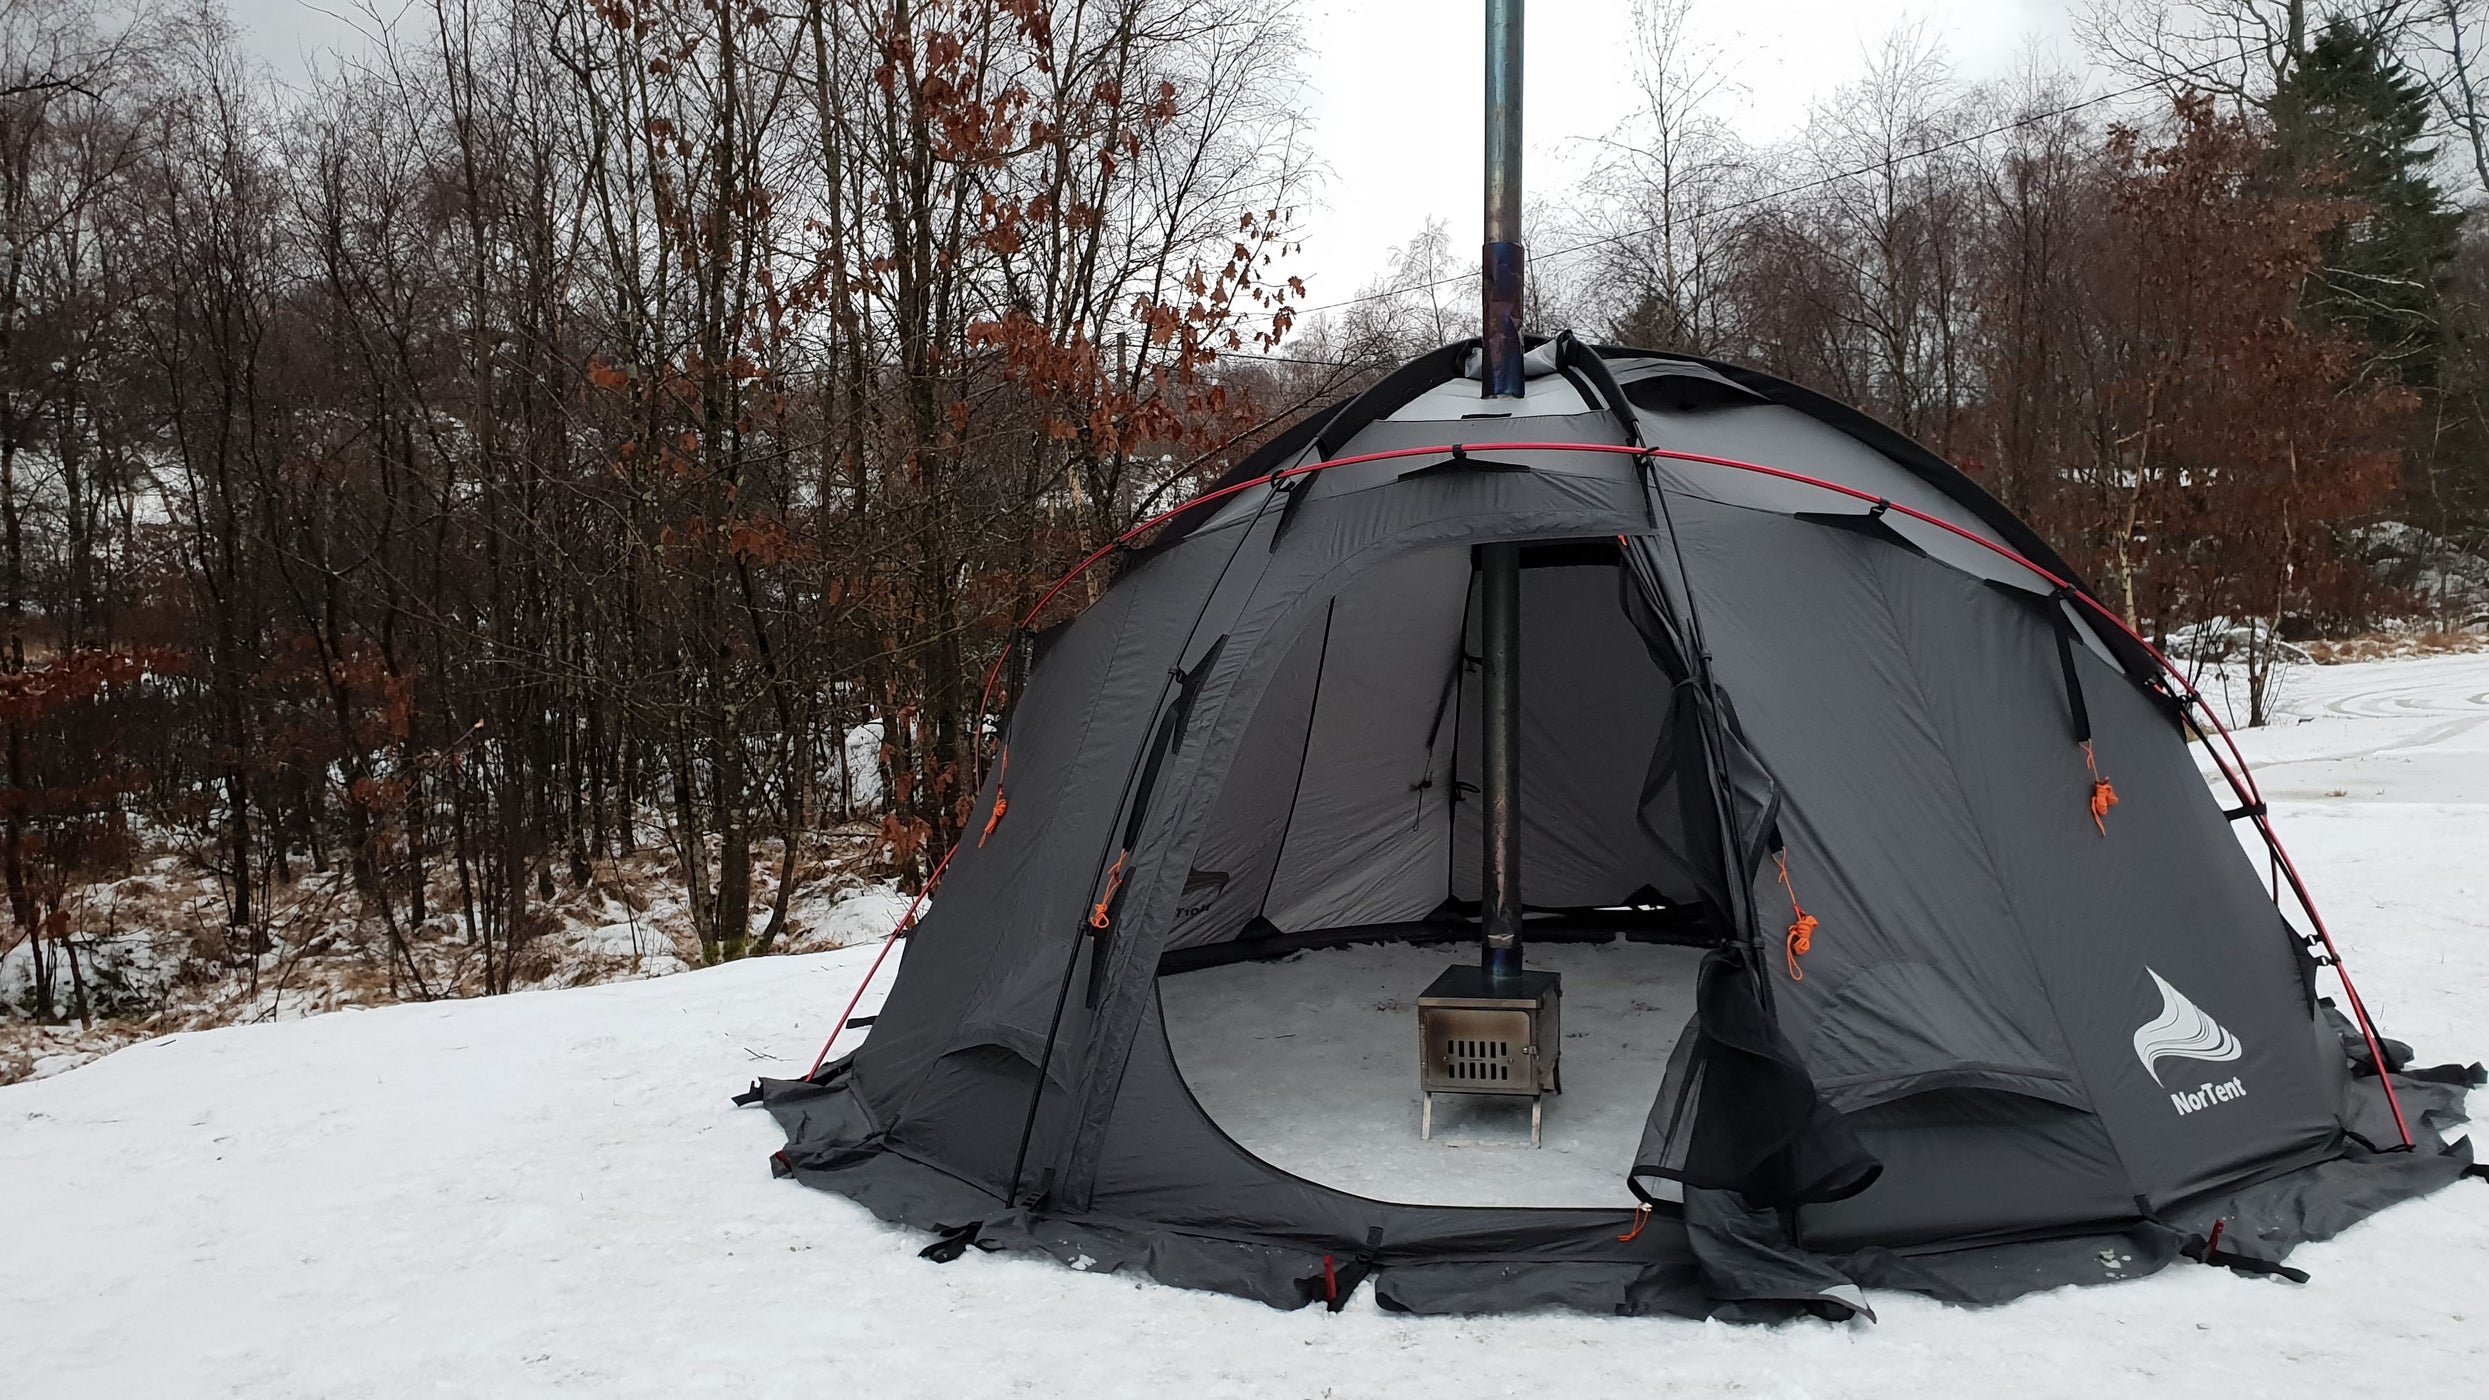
[
  {"left": 2, "top": 827, "right": 889, "bottom": 1086},
  {"left": 2303, "top": 630, "right": 2489, "bottom": 664}
]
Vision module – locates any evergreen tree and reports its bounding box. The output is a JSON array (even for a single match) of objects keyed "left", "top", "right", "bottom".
[{"left": 2267, "top": 18, "right": 2463, "bottom": 390}]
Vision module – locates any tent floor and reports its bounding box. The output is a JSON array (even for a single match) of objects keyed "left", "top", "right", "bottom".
[{"left": 1159, "top": 938, "right": 1702, "bottom": 1209}]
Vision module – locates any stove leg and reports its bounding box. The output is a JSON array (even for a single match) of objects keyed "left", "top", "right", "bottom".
[
  {"left": 1422, "top": 1092, "right": 1434, "bottom": 1141},
  {"left": 1530, "top": 1095, "right": 1542, "bottom": 1148}
]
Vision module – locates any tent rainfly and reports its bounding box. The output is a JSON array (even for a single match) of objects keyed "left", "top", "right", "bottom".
[{"left": 741, "top": 333, "right": 2481, "bottom": 1321}]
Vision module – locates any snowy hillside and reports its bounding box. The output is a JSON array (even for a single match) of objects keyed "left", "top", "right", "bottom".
[{"left": 4, "top": 653, "right": 2487, "bottom": 1399}]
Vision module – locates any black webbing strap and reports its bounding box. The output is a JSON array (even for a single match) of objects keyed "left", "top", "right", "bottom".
[
  {"left": 2181, "top": 1220, "right": 2310, "bottom": 1284},
  {"left": 731, "top": 1081, "right": 764, "bottom": 1107},
  {"left": 2048, "top": 589, "right": 2091, "bottom": 745},
  {"left": 2341, "top": 1127, "right": 2392, "bottom": 1154},
  {"left": 1296, "top": 1227, "right": 1385, "bottom": 1312},
  {"left": 2223, "top": 801, "right": 2270, "bottom": 822},
  {"left": 1268, "top": 473, "right": 1313, "bottom": 551},
  {"left": 2185, "top": 1238, "right": 2311, "bottom": 1284},
  {"left": 918, "top": 1221, "right": 1001, "bottom": 1264},
  {"left": 1418, "top": 644, "right": 1463, "bottom": 758},
  {"left": 1020, "top": 1167, "right": 1057, "bottom": 1210},
  {"left": 1166, "top": 636, "right": 1225, "bottom": 756}
]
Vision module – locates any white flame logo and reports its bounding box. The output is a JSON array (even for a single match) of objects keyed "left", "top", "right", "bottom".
[{"left": 2132, "top": 969, "right": 2243, "bottom": 1085}]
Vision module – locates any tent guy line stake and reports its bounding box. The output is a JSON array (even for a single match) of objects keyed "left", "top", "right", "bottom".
[{"left": 936, "top": 438, "right": 2410, "bottom": 1149}]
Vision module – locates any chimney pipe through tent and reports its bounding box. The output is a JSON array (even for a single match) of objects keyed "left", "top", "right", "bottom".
[
  {"left": 1418, "top": 0, "right": 1558, "bottom": 1147},
  {"left": 1479, "top": 0, "right": 1525, "bottom": 984}
]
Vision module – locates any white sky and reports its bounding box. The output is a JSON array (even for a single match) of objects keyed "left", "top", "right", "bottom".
[
  {"left": 226, "top": 0, "right": 2087, "bottom": 310},
  {"left": 1289, "top": 0, "right": 2085, "bottom": 308}
]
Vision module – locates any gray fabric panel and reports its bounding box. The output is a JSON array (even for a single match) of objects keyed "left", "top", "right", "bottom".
[
  {"left": 1181, "top": 419, "right": 1640, "bottom": 556},
  {"left": 1635, "top": 398, "right": 2053, "bottom": 592},
  {"left": 1160, "top": 608, "right": 1332, "bottom": 950},
  {"left": 1842, "top": 542, "right": 2343, "bottom": 1204},
  {"left": 1602, "top": 358, "right": 1765, "bottom": 402},
  {"left": 1684, "top": 1188, "right": 1872, "bottom": 1319},
  {"left": 859, "top": 505, "right": 1281, "bottom": 1182},
  {"left": 1172, "top": 553, "right": 1687, "bottom": 939},
  {"left": 1668, "top": 499, "right": 2341, "bottom": 1217},
  {"left": 1450, "top": 562, "right": 1680, "bottom": 908},
  {"left": 1261, "top": 546, "right": 1472, "bottom": 933},
  {"left": 1806, "top": 962, "right": 2090, "bottom": 1113},
  {"left": 847, "top": 552, "right": 1163, "bottom": 1122},
  {"left": 1664, "top": 503, "right": 2086, "bottom": 1106},
  {"left": 1187, "top": 471, "right": 1297, "bottom": 539},
  {"left": 1832, "top": 1224, "right": 2189, "bottom": 1306},
  {"left": 1301, "top": 414, "right": 1644, "bottom": 501},
  {"left": 1795, "top": 1090, "right": 2136, "bottom": 1250},
  {"left": 1390, "top": 367, "right": 1597, "bottom": 420},
  {"left": 1370, "top": 1259, "right": 1711, "bottom": 1318}
]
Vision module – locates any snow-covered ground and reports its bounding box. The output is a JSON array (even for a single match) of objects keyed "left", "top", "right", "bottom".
[
  {"left": 1166, "top": 939, "right": 1701, "bottom": 1206},
  {"left": 3, "top": 653, "right": 2487, "bottom": 1398}
]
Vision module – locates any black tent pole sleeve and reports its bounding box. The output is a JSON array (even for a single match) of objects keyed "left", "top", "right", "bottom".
[
  {"left": 1255, "top": 602, "right": 1335, "bottom": 921},
  {"left": 1007, "top": 917, "right": 1089, "bottom": 1207},
  {"left": 2049, "top": 593, "right": 2092, "bottom": 745},
  {"left": 1640, "top": 479, "right": 1766, "bottom": 968},
  {"left": 1557, "top": 332, "right": 1646, "bottom": 447}
]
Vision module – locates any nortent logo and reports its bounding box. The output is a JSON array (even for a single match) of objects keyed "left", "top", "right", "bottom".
[
  {"left": 2167, "top": 1076, "right": 2248, "bottom": 1116},
  {"left": 2132, "top": 968, "right": 2244, "bottom": 1091}
]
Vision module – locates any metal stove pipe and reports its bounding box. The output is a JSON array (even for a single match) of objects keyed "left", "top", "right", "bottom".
[
  {"left": 1479, "top": 541, "right": 1524, "bottom": 981},
  {"left": 1482, "top": 0, "right": 1526, "bottom": 399},
  {"left": 1478, "top": 1, "right": 1527, "bottom": 982}
]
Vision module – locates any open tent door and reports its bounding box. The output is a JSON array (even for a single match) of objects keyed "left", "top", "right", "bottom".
[{"left": 1157, "top": 537, "right": 1741, "bottom": 1206}]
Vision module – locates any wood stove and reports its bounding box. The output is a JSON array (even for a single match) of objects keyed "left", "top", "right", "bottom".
[{"left": 1417, "top": 964, "right": 1561, "bottom": 1146}]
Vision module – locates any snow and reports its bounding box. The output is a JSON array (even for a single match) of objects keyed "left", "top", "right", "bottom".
[
  {"left": 843, "top": 721, "right": 887, "bottom": 810},
  {"left": 1165, "top": 939, "right": 1700, "bottom": 1206},
  {"left": 785, "top": 878, "right": 915, "bottom": 952},
  {"left": 4, "top": 654, "right": 2488, "bottom": 1397}
]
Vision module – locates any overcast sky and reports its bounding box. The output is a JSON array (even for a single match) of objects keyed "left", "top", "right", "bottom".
[
  {"left": 1291, "top": 2, "right": 2082, "bottom": 304},
  {"left": 224, "top": 0, "right": 2086, "bottom": 309}
]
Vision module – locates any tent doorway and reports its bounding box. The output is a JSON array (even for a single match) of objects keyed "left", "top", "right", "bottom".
[
  {"left": 1162, "top": 940, "right": 1702, "bottom": 1207},
  {"left": 1152, "top": 537, "right": 1716, "bottom": 1207}
]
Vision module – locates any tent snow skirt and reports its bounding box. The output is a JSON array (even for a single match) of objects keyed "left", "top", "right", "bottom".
[{"left": 748, "top": 338, "right": 2476, "bottom": 1322}]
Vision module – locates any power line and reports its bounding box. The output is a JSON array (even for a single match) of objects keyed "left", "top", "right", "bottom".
[{"left": 1227, "top": 9, "right": 2379, "bottom": 365}]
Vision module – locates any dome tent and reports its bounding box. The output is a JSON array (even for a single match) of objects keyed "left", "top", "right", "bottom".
[{"left": 741, "top": 333, "right": 2478, "bottom": 1321}]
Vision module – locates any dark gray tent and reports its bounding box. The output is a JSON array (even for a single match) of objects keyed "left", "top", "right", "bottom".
[{"left": 745, "top": 335, "right": 2478, "bottom": 1320}]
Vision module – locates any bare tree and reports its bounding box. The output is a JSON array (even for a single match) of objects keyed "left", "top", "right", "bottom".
[{"left": 1580, "top": 0, "right": 1750, "bottom": 352}]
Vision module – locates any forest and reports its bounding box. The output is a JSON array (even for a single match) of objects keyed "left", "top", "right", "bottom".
[{"left": 3, "top": 0, "right": 2487, "bottom": 1031}]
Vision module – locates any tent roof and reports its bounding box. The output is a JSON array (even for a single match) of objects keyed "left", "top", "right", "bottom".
[{"left": 1129, "top": 336, "right": 2160, "bottom": 684}]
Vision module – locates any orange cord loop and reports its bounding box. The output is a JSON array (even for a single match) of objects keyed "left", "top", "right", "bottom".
[
  {"left": 979, "top": 748, "right": 1010, "bottom": 847},
  {"left": 1619, "top": 1202, "right": 1654, "bottom": 1243},
  {"left": 1089, "top": 850, "right": 1129, "bottom": 930},
  {"left": 1776, "top": 851, "right": 1819, "bottom": 981},
  {"left": 2083, "top": 739, "right": 2119, "bottom": 836}
]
